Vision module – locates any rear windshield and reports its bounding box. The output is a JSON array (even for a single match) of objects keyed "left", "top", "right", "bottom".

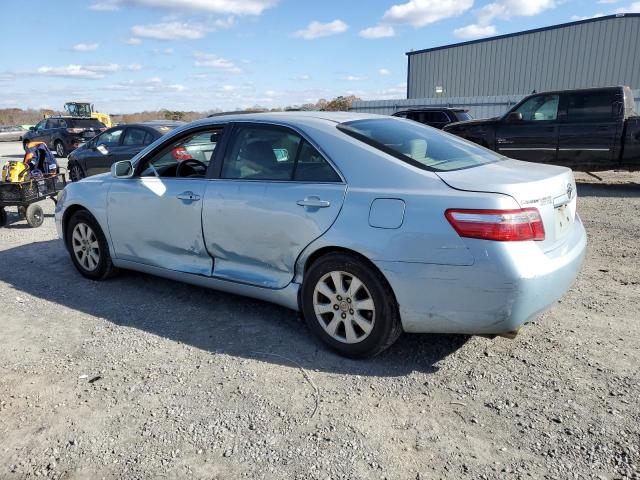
[
  {"left": 337, "top": 118, "right": 501, "bottom": 172},
  {"left": 69, "top": 118, "right": 105, "bottom": 129}
]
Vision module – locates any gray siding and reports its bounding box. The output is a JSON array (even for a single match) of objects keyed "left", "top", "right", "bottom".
[
  {"left": 351, "top": 90, "right": 640, "bottom": 120},
  {"left": 407, "top": 15, "right": 640, "bottom": 99}
]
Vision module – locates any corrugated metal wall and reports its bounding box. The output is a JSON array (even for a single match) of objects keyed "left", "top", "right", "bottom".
[
  {"left": 407, "top": 15, "right": 640, "bottom": 99},
  {"left": 351, "top": 90, "right": 640, "bottom": 119}
]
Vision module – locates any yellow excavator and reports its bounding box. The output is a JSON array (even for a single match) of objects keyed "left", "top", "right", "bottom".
[{"left": 64, "top": 102, "right": 112, "bottom": 128}]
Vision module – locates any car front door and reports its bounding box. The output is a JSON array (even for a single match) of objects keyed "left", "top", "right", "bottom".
[
  {"left": 86, "top": 127, "right": 125, "bottom": 176},
  {"left": 557, "top": 89, "right": 621, "bottom": 169},
  {"left": 201, "top": 123, "right": 347, "bottom": 289},
  {"left": 495, "top": 93, "right": 560, "bottom": 163},
  {"left": 106, "top": 127, "right": 225, "bottom": 275}
]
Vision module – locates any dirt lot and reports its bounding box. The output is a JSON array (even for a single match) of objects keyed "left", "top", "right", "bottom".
[{"left": 1, "top": 141, "right": 638, "bottom": 479}]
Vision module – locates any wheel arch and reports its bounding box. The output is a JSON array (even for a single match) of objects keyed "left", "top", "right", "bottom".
[
  {"left": 61, "top": 204, "right": 92, "bottom": 242},
  {"left": 296, "top": 245, "right": 399, "bottom": 311}
]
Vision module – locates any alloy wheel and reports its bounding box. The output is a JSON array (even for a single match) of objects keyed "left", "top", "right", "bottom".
[
  {"left": 72, "top": 222, "right": 100, "bottom": 271},
  {"left": 312, "top": 271, "right": 375, "bottom": 344},
  {"left": 55, "top": 142, "right": 64, "bottom": 157},
  {"left": 70, "top": 163, "right": 84, "bottom": 182}
]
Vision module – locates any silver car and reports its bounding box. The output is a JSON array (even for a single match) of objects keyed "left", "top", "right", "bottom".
[
  {"left": 0, "top": 125, "right": 27, "bottom": 142},
  {"left": 55, "top": 112, "right": 586, "bottom": 358}
]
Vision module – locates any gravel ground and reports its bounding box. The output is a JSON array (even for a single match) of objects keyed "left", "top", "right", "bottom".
[{"left": 1, "top": 141, "right": 639, "bottom": 479}]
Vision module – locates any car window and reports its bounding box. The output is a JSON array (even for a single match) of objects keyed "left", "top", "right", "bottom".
[
  {"left": 514, "top": 94, "right": 559, "bottom": 121},
  {"left": 293, "top": 141, "right": 341, "bottom": 182},
  {"left": 338, "top": 118, "right": 502, "bottom": 172},
  {"left": 222, "top": 125, "right": 300, "bottom": 180},
  {"left": 566, "top": 91, "right": 615, "bottom": 122},
  {"left": 69, "top": 118, "right": 106, "bottom": 129},
  {"left": 59, "top": 119, "right": 68, "bottom": 128},
  {"left": 35, "top": 120, "right": 47, "bottom": 131},
  {"left": 122, "top": 128, "right": 148, "bottom": 146},
  {"left": 143, "top": 131, "right": 155, "bottom": 145},
  {"left": 140, "top": 129, "right": 221, "bottom": 178},
  {"left": 44, "top": 119, "right": 55, "bottom": 129},
  {"left": 455, "top": 111, "right": 473, "bottom": 121},
  {"left": 97, "top": 128, "right": 123, "bottom": 147}
]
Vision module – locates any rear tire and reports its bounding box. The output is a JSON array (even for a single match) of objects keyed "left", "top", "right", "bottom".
[
  {"left": 25, "top": 204, "right": 44, "bottom": 228},
  {"left": 65, "top": 210, "right": 116, "bottom": 280},
  {"left": 54, "top": 140, "right": 66, "bottom": 158},
  {"left": 0, "top": 207, "right": 6, "bottom": 227},
  {"left": 301, "top": 252, "right": 402, "bottom": 358},
  {"left": 23, "top": 140, "right": 29, "bottom": 151}
]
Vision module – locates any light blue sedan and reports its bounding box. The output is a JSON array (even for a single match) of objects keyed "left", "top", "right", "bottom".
[{"left": 55, "top": 112, "right": 586, "bottom": 358}]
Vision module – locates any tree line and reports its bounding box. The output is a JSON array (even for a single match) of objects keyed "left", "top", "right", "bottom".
[{"left": 0, "top": 95, "right": 362, "bottom": 127}]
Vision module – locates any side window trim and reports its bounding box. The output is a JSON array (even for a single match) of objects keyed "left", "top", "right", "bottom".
[{"left": 216, "top": 121, "right": 345, "bottom": 184}]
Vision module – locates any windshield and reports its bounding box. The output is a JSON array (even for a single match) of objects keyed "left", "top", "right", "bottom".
[
  {"left": 337, "top": 118, "right": 502, "bottom": 172},
  {"left": 69, "top": 118, "right": 105, "bottom": 129}
]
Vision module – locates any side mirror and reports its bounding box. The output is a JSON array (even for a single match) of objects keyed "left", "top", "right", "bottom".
[
  {"left": 111, "top": 160, "right": 134, "bottom": 179},
  {"left": 29, "top": 126, "right": 35, "bottom": 131},
  {"left": 505, "top": 112, "right": 523, "bottom": 123}
]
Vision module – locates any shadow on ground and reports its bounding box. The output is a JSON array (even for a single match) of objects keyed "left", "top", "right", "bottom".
[
  {"left": 577, "top": 181, "right": 640, "bottom": 198},
  {"left": 0, "top": 239, "right": 469, "bottom": 377}
]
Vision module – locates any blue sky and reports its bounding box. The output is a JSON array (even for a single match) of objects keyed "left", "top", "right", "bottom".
[{"left": 1, "top": 0, "right": 637, "bottom": 113}]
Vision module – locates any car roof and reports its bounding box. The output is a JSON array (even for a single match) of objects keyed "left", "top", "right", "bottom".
[{"left": 186, "top": 111, "right": 384, "bottom": 131}]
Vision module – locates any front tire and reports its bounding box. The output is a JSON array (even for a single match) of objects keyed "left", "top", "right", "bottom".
[
  {"left": 54, "top": 140, "right": 67, "bottom": 158},
  {"left": 65, "top": 210, "right": 116, "bottom": 280},
  {"left": 301, "top": 253, "right": 402, "bottom": 358}
]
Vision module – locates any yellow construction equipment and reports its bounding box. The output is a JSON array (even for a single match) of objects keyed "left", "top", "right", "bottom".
[{"left": 64, "top": 102, "right": 112, "bottom": 128}]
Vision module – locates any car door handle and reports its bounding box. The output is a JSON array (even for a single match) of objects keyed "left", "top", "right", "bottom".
[
  {"left": 176, "top": 191, "right": 201, "bottom": 202},
  {"left": 297, "top": 196, "right": 330, "bottom": 208}
]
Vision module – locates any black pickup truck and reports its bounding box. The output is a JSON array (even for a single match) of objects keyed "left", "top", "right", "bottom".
[{"left": 443, "top": 86, "right": 640, "bottom": 171}]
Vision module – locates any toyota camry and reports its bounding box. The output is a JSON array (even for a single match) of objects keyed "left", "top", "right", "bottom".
[{"left": 55, "top": 112, "right": 586, "bottom": 358}]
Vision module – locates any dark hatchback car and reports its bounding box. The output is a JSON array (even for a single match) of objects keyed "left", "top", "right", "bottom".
[
  {"left": 392, "top": 108, "right": 472, "bottom": 129},
  {"left": 23, "top": 117, "right": 106, "bottom": 157},
  {"left": 67, "top": 121, "right": 183, "bottom": 181}
]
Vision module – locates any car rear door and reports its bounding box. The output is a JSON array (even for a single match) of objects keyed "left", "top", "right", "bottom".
[
  {"left": 120, "top": 127, "right": 152, "bottom": 162},
  {"left": 495, "top": 93, "right": 560, "bottom": 163},
  {"left": 557, "top": 89, "right": 621, "bottom": 169},
  {"left": 201, "top": 122, "right": 346, "bottom": 289}
]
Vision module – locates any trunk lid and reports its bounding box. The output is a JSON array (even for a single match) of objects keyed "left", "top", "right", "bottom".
[{"left": 436, "top": 159, "right": 577, "bottom": 252}]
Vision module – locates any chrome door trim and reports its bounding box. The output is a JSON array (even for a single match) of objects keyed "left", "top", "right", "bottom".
[
  {"left": 497, "top": 147, "right": 557, "bottom": 151},
  {"left": 558, "top": 148, "right": 610, "bottom": 151}
]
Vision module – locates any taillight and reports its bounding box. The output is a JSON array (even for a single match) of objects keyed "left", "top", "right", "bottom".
[
  {"left": 66, "top": 128, "right": 84, "bottom": 133},
  {"left": 445, "top": 208, "right": 545, "bottom": 241}
]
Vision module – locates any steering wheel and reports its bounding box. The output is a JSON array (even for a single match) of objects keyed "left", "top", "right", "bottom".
[{"left": 175, "top": 158, "right": 207, "bottom": 177}]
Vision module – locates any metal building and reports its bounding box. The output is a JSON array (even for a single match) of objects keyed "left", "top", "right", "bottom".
[{"left": 352, "top": 14, "right": 640, "bottom": 118}]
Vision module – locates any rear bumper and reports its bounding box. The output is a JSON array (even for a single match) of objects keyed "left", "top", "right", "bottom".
[{"left": 376, "top": 215, "right": 587, "bottom": 334}]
